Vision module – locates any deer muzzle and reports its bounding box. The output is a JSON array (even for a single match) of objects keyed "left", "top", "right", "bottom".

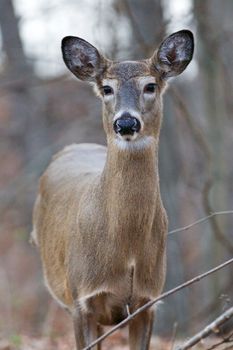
[{"left": 113, "top": 116, "right": 141, "bottom": 136}]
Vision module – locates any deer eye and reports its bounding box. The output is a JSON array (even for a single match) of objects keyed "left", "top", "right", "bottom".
[
  {"left": 144, "top": 83, "right": 157, "bottom": 94},
  {"left": 102, "top": 85, "right": 114, "bottom": 96}
]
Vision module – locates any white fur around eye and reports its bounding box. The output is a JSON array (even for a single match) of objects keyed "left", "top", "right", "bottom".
[
  {"left": 143, "top": 91, "right": 156, "bottom": 101},
  {"left": 103, "top": 92, "right": 114, "bottom": 102}
]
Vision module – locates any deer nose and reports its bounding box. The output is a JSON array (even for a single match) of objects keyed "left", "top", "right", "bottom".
[{"left": 113, "top": 116, "right": 141, "bottom": 135}]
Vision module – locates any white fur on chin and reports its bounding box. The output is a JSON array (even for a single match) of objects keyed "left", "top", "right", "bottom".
[{"left": 114, "top": 136, "right": 155, "bottom": 151}]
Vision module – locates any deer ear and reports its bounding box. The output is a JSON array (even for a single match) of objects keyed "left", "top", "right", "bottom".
[
  {"left": 61, "top": 36, "right": 108, "bottom": 81},
  {"left": 153, "top": 30, "right": 194, "bottom": 79}
]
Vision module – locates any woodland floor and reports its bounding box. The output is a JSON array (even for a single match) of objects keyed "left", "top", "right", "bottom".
[{"left": 0, "top": 330, "right": 231, "bottom": 350}]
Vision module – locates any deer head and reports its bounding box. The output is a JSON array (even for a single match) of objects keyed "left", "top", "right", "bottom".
[{"left": 62, "top": 30, "right": 194, "bottom": 148}]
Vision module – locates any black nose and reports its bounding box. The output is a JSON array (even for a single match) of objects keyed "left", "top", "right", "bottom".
[{"left": 113, "top": 115, "right": 141, "bottom": 135}]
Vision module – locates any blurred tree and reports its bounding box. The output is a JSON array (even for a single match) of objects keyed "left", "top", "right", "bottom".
[
  {"left": 114, "top": 0, "right": 164, "bottom": 58},
  {"left": 0, "top": 0, "right": 33, "bottom": 77},
  {"left": 0, "top": 0, "right": 49, "bottom": 209},
  {"left": 194, "top": 0, "right": 230, "bottom": 230},
  {"left": 192, "top": 0, "right": 233, "bottom": 328}
]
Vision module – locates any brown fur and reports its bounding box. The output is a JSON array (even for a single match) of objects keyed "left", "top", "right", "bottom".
[{"left": 32, "top": 30, "right": 194, "bottom": 349}]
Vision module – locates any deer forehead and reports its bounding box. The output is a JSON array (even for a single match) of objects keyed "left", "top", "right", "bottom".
[{"left": 105, "top": 60, "right": 155, "bottom": 81}]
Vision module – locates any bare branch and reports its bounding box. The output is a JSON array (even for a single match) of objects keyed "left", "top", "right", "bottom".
[
  {"left": 177, "top": 307, "right": 233, "bottom": 350},
  {"left": 84, "top": 257, "right": 233, "bottom": 350},
  {"left": 168, "top": 210, "right": 233, "bottom": 235}
]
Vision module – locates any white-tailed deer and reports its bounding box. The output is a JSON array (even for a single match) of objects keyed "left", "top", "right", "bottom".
[{"left": 31, "top": 30, "right": 194, "bottom": 349}]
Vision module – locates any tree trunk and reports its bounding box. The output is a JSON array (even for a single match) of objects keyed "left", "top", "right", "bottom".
[
  {"left": 0, "top": 0, "right": 32, "bottom": 78},
  {"left": 0, "top": 0, "right": 50, "bottom": 225},
  {"left": 193, "top": 0, "right": 232, "bottom": 324}
]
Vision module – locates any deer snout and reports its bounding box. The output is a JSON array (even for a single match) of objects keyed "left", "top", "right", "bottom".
[{"left": 113, "top": 115, "right": 141, "bottom": 136}]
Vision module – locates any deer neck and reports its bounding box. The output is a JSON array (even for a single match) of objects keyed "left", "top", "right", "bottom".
[
  {"left": 103, "top": 137, "right": 159, "bottom": 181},
  {"left": 100, "top": 137, "right": 160, "bottom": 242}
]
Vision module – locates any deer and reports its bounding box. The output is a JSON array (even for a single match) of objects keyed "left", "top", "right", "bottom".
[{"left": 31, "top": 29, "right": 194, "bottom": 349}]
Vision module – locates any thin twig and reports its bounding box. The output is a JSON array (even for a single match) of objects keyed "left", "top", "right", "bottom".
[
  {"left": 176, "top": 307, "right": 233, "bottom": 350},
  {"left": 169, "top": 322, "right": 178, "bottom": 350},
  {"left": 83, "top": 257, "right": 233, "bottom": 350},
  {"left": 206, "top": 331, "right": 233, "bottom": 350},
  {"left": 168, "top": 210, "right": 233, "bottom": 235},
  {"left": 221, "top": 346, "right": 233, "bottom": 350}
]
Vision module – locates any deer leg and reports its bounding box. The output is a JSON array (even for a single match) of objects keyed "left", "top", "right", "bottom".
[
  {"left": 73, "top": 305, "right": 101, "bottom": 350},
  {"left": 129, "top": 308, "right": 154, "bottom": 350}
]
